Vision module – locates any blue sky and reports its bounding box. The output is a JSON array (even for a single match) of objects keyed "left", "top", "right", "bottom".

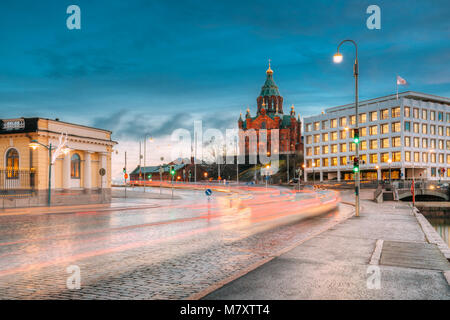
[{"left": 0, "top": 0, "right": 449, "bottom": 170}]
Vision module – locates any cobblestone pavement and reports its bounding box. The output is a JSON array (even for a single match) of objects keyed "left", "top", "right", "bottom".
[{"left": 0, "top": 187, "right": 352, "bottom": 299}]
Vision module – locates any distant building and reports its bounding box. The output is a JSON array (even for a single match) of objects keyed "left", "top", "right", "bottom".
[
  {"left": 302, "top": 91, "right": 450, "bottom": 182},
  {"left": 238, "top": 63, "right": 303, "bottom": 157},
  {"left": 0, "top": 117, "right": 116, "bottom": 207},
  {"left": 130, "top": 162, "right": 207, "bottom": 182}
]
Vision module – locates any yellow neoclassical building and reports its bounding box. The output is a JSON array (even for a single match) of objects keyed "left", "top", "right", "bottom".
[{"left": 0, "top": 117, "right": 117, "bottom": 207}]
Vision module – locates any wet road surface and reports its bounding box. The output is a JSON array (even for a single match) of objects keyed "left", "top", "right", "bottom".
[{"left": 0, "top": 186, "right": 353, "bottom": 299}]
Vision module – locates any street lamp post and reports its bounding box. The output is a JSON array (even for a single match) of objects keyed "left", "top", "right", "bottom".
[
  {"left": 334, "top": 39, "right": 360, "bottom": 217},
  {"left": 29, "top": 139, "right": 69, "bottom": 206},
  {"left": 143, "top": 134, "right": 153, "bottom": 192}
]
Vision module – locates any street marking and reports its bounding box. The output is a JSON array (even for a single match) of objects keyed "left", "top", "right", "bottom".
[{"left": 370, "top": 239, "right": 384, "bottom": 265}]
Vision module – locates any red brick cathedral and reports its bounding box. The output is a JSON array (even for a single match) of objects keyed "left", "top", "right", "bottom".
[{"left": 238, "top": 62, "right": 303, "bottom": 155}]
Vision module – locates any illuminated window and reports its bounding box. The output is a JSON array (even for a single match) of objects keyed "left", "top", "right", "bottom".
[
  {"left": 380, "top": 109, "right": 389, "bottom": 120},
  {"left": 359, "top": 113, "right": 367, "bottom": 124},
  {"left": 322, "top": 158, "right": 329, "bottom": 166},
  {"left": 430, "top": 125, "right": 436, "bottom": 135},
  {"left": 322, "top": 145, "right": 328, "bottom": 154},
  {"left": 314, "top": 122, "right": 320, "bottom": 131},
  {"left": 431, "top": 153, "right": 436, "bottom": 163},
  {"left": 350, "top": 115, "right": 356, "bottom": 125},
  {"left": 5, "top": 148, "right": 19, "bottom": 179},
  {"left": 330, "top": 119, "right": 337, "bottom": 128},
  {"left": 439, "top": 154, "right": 444, "bottom": 164},
  {"left": 339, "top": 117, "right": 347, "bottom": 127},
  {"left": 369, "top": 153, "right": 378, "bottom": 164},
  {"left": 306, "top": 135, "right": 312, "bottom": 144},
  {"left": 430, "top": 139, "right": 436, "bottom": 149},
  {"left": 381, "top": 123, "right": 389, "bottom": 134},
  {"left": 405, "top": 152, "right": 411, "bottom": 162},
  {"left": 369, "top": 125, "right": 378, "bottom": 135},
  {"left": 360, "top": 127, "right": 367, "bottom": 137},
  {"left": 71, "top": 153, "right": 81, "bottom": 179},
  {"left": 340, "top": 156, "right": 347, "bottom": 165},
  {"left": 314, "top": 146, "right": 320, "bottom": 155},
  {"left": 359, "top": 140, "right": 367, "bottom": 151},
  {"left": 413, "top": 108, "right": 419, "bottom": 119},
  {"left": 422, "top": 153, "right": 428, "bottom": 163},
  {"left": 360, "top": 154, "right": 367, "bottom": 164},
  {"left": 393, "top": 152, "right": 401, "bottom": 162},
  {"left": 331, "top": 132, "right": 338, "bottom": 141},
  {"left": 381, "top": 138, "right": 389, "bottom": 148},
  {"left": 306, "top": 123, "right": 312, "bottom": 132},
  {"left": 421, "top": 109, "right": 427, "bottom": 120},
  {"left": 392, "top": 107, "right": 401, "bottom": 118},
  {"left": 438, "top": 126, "right": 444, "bottom": 136},
  {"left": 414, "top": 152, "right": 420, "bottom": 162},
  {"left": 404, "top": 106, "right": 410, "bottom": 117},
  {"left": 370, "top": 111, "right": 377, "bottom": 122},
  {"left": 322, "top": 120, "right": 328, "bottom": 130},
  {"left": 413, "top": 123, "right": 419, "bottom": 133},
  {"left": 438, "top": 112, "right": 443, "bottom": 121},
  {"left": 314, "top": 159, "right": 321, "bottom": 167},
  {"left": 331, "top": 157, "right": 338, "bottom": 166},
  {"left": 392, "top": 122, "right": 401, "bottom": 133},
  {"left": 439, "top": 140, "right": 444, "bottom": 150},
  {"left": 422, "top": 124, "right": 427, "bottom": 134},
  {"left": 314, "top": 134, "right": 320, "bottom": 143},
  {"left": 306, "top": 147, "right": 312, "bottom": 156},
  {"left": 340, "top": 143, "right": 347, "bottom": 153},
  {"left": 331, "top": 144, "right": 338, "bottom": 154},
  {"left": 322, "top": 133, "right": 329, "bottom": 142},
  {"left": 340, "top": 130, "right": 347, "bottom": 139},
  {"left": 413, "top": 137, "right": 420, "bottom": 148},
  {"left": 392, "top": 136, "right": 401, "bottom": 147},
  {"left": 404, "top": 136, "right": 410, "bottom": 147},
  {"left": 430, "top": 111, "right": 435, "bottom": 121},
  {"left": 369, "top": 139, "right": 378, "bottom": 149},
  {"left": 422, "top": 138, "right": 428, "bottom": 149},
  {"left": 380, "top": 153, "right": 389, "bottom": 163}
]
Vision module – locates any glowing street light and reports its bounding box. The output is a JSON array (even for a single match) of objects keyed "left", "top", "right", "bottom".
[
  {"left": 333, "top": 52, "right": 343, "bottom": 64},
  {"left": 333, "top": 39, "right": 360, "bottom": 216}
]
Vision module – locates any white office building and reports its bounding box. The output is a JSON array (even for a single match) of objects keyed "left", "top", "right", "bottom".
[{"left": 303, "top": 91, "right": 450, "bottom": 182}]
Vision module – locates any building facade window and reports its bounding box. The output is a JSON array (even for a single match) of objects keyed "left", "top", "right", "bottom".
[
  {"left": 381, "top": 123, "right": 389, "bottom": 134},
  {"left": 5, "top": 148, "right": 19, "bottom": 179},
  {"left": 370, "top": 111, "right": 378, "bottom": 122},
  {"left": 369, "top": 153, "right": 378, "bottom": 164},
  {"left": 380, "top": 153, "right": 389, "bottom": 163},
  {"left": 392, "top": 136, "right": 401, "bottom": 147},
  {"left": 359, "top": 113, "right": 367, "bottom": 124},
  {"left": 340, "top": 156, "right": 347, "bottom": 165},
  {"left": 380, "top": 109, "right": 389, "bottom": 120},
  {"left": 330, "top": 119, "right": 337, "bottom": 128},
  {"left": 392, "top": 107, "right": 401, "bottom": 118},
  {"left": 381, "top": 138, "right": 389, "bottom": 148},
  {"left": 404, "top": 136, "right": 410, "bottom": 147},
  {"left": 405, "top": 151, "right": 411, "bottom": 162},
  {"left": 339, "top": 117, "right": 347, "bottom": 127},
  {"left": 340, "top": 143, "right": 347, "bottom": 153},
  {"left": 392, "top": 122, "right": 401, "bottom": 133},
  {"left": 421, "top": 109, "right": 427, "bottom": 120},
  {"left": 404, "top": 106, "right": 410, "bottom": 117},
  {"left": 314, "top": 122, "right": 320, "bottom": 131},
  {"left": 369, "top": 125, "right": 378, "bottom": 135},
  {"left": 404, "top": 122, "right": 410, "bottom": 132},
  {"left": 71, "top": 153, "right": 81, "bottom": 179},
  {"left": 369, "top": 139, "right": 378, "bottom": 149},
  {"left": 430, "top": 111, "right": 435, "bottom": 121},
  {"left": 393, "top": 152, "right": 401, "bottom": 162}
]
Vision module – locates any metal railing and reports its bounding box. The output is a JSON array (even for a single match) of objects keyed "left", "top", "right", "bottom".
[{"left": 0, "top": 168, "right": 35, "bottom": 197}]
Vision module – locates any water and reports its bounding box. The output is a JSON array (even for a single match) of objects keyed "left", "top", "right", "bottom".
[{"left": 427, "top": 218, "right": 450, "bottom": 248}]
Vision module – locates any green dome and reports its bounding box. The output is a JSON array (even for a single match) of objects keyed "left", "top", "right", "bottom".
[{"left": 259, "top": 72, "right": 280, "bottom": 97}]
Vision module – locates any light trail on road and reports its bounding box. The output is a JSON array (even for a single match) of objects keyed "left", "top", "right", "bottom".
[{"left": 0, "top": 185, "right": 350, "bottom": 299}]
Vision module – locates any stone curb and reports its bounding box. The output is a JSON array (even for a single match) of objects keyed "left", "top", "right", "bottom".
[
  {"left": 369, "top": 239, "right": 384, "bottom": 265},
  {"left": 412, "top": 206, "right": 450, "bottom": 260}
]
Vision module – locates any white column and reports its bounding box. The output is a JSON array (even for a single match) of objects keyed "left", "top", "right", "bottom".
[
  {"left": 84, "top": 151, "right": 92, "bottom": 189},
  {"left": 401, "top": 167, "right": 405, "bottom": 180},
  {"left": 377, "top": 168, "right": 381, "bottom": 181},
  {"left": 337, "top": 170, "right": 341, "bottom": 182},
  {"left": 320, "top": 171, "right": 323, "bottom": 182},
  {"left": 51, "top": 163, "right": 56, "bottom": 189},
  {"left": 62, "top": 153, "right": 71, "bottom": 189},
  {"left": 304, "top": 170, "right": 308, "bottom": 182},
  {"left": 100, "top": 153, "right": 108, "bottom": 188}
]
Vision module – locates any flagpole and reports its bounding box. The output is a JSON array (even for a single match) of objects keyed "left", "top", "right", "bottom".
[{"left": 396, "top": 75, "right": 398, "bottom": 100}]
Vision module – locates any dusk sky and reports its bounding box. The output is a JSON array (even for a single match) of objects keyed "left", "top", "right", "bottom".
[{"left": 1, "top": 0, "right": 449, "bottom": 176}]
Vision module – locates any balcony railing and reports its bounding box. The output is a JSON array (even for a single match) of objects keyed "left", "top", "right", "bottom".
[{"left": 0, "top": 168, "right": 35, "bottom": 197}]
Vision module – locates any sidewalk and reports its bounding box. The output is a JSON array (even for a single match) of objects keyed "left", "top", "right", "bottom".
[{"left": 204, "top": 198, "right": 450, "bottom": 299}]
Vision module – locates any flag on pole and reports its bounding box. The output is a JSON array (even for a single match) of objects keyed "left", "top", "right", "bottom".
[{"left": 396, "top": 75, "right": 408, "bottom": 100}]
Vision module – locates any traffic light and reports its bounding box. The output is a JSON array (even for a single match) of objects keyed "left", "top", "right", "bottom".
[
  {"left": 353, "top": 128, "right": 360, "bottom": 144},
  {"left": 353, "top": 157, "right": 359, "bottom": 173},
  {"left": 123, "top": 167, "right": 126, "bottom": 173},
  {"left": 170, "top": 166, "right": 175, "bottom": 176}
]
